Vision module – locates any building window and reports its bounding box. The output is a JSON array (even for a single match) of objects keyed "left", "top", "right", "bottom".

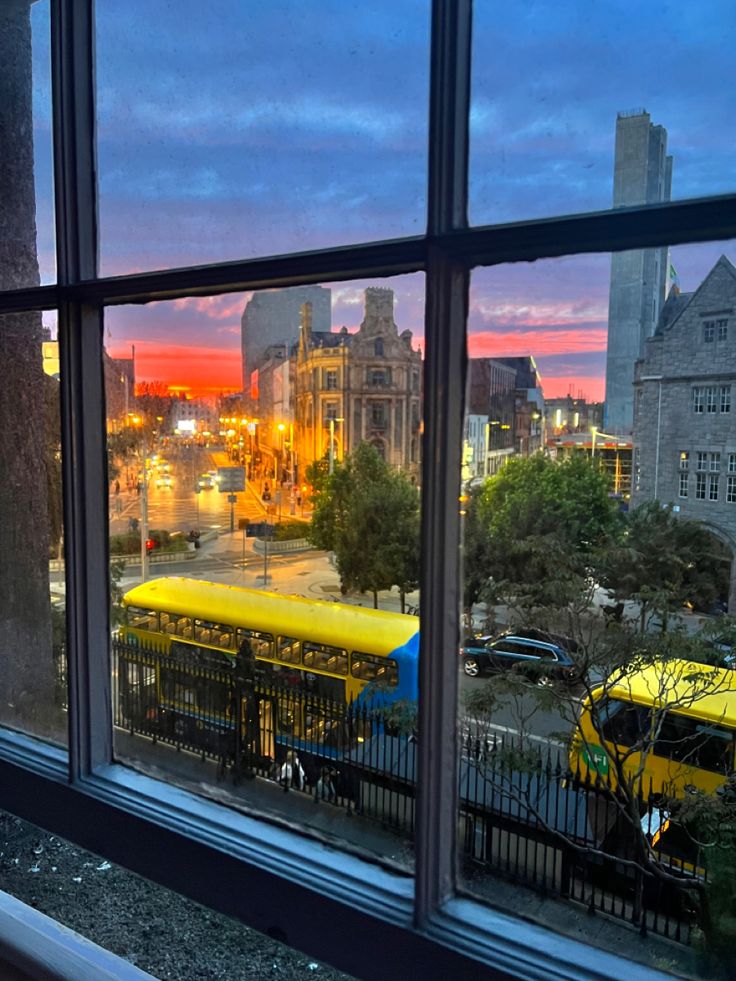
[
  {"left": 374, "top": 338, "right": 384, "bottom": 357},
  {"left": 678, "top": 451, "right": 689, "bottom": 471},
  {"left": 721, "top": 385, "right": 731, "bottom": 412},
  {"left": 324, "top": 402, "right": 338, "bottom": 423},
  {"left": 678, "top": 472, "right": 688, "bottom": 498},
  {"left": 370, "top": 402, "right": 387, "bottom": 428},
  {"left": 693, "top": 386, "right": 705, "bottom": 413},
  {"left": 696, "top": 451, "right": 708, "bottom": 471},
  {"left": 707, "top": 387, "right": 718, "bottom": 413},
  {"left": 728, "top": 476, "right": 736, "bottom": 503},
  {"left": 703, "top": 321, "right": 715, "bottom": 342},
  {"left": 325, "top": 369, "right": 338, "bottom": 391},
  {"left": 709, "top": 474, "right": 720, "bottom": 501},
  {"left": 710, "top": 452, "right": 721, "bottom": 472},
  {"left": 729, "top": 453, "right": 736, "bottom": 473},
  {"left": 696, "top": 473, "right": 707, "bottom": 499},
  {"left": 718, "top": 318, "right": 729, "bottom": 341}
]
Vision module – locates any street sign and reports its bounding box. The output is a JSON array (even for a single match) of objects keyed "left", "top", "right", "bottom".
[
  {"left": 227, "top": 493, "right": 237, "bottom": 504},
  {"left": 238, "top": 518, "right": 250, "bottom": 530},
  {"left": 217, "top": 466, "right": 245, "bottom": 492}
]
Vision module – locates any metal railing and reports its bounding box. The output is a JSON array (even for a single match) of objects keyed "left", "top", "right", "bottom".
[{"left": 104, "top": 638, "right": 701, "bottom": 943}]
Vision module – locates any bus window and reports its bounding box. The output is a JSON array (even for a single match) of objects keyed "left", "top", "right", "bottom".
[
  {"left": 277, "top": 636, "right": 301, "bottom": 665},
  {"left": 236, "top": 628, "right": 273, "bottom": 659},
  {"left": 302, "top": 642, "right": 348, "bottom": 675},
  {"left": 195, "top": 619, "right": 234, "bottom": 649},
  {"left": 653, "top": 712, "right": 735, "bottom": 775},
  {"left": 351, "top": 652, "right": 398, "bottom": 687},
  {"left": 168, "top": 615, "right": 193, "bottom": 639},
  {"left": 599, "top": 697, "right": 650, "bottom": 748},
  {"left": 126, "top": 606, "right": 159, "bottom": 631}
]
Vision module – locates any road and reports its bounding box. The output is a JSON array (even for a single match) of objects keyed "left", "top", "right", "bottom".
[{"left": 109, "top": 444, "right": 307, "bottom": 539}]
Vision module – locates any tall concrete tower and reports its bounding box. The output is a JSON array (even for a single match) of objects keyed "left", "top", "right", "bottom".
[
  {"left": 241, "top": 286, "right": 331, "bottom": 398},
  {"left": 604, "top": 110, "right": 672, "bottom": 433}
]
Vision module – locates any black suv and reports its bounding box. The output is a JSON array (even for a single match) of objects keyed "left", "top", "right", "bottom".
[{"left": 460, "top": 630, "right": 580, "bottom": 684}]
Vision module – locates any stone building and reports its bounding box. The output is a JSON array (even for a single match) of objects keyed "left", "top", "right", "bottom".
[
  {"left": 294, "top": 287, "right": 422, "bottom": 481},
  {"left": 605, "top": 110, "right": 673, "bottom": 433},
  {"left": 632, "top": 254, "right": 736, "bottom": 608}
]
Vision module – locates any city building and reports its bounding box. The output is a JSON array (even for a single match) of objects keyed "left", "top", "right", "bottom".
[
  {"left": 544, "top": 396, "right": 603, "bottom": 436},
  {"left": 604, "top": 110, "right": 673, "bottom": 433},
  {"left": 632, "top": 254, "right": 736, "bottom": 608},
  {"left": 464, "top": 358, "right": 516, "bottom": 480},
  {"left": 294, "top": 287, "right": 422, "bottom": 481},
  {"left": 495, "top": 356, "right": 545, "bottom": 456},
  {"left": 241, "top": 286, "right": 331, "bottom": 403}
]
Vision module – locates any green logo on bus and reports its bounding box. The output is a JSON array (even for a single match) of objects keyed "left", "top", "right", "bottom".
[{"left": 582, "top": 744, "right": 609, "bottom": 776}]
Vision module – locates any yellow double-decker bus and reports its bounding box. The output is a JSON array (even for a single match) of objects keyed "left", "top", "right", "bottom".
[
  {"left": 570, "top": 659, "right": 736, "bottom": 798},
  {"left": 118, "top": 577, "right": 419, "bottom": 761}
]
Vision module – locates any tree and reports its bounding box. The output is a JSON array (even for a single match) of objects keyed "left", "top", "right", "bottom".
[
  {"left": 0, "top": 2, "right": 60, "bottom": 734},
  {"left": 307, "top": 442, "right": 420, "bottom": 608},
  {"left": 464, "top": 454, "right": 621, "bottom": 617},
  {"left": 600, "top": 501, "right": 723, "bottom": 633}
]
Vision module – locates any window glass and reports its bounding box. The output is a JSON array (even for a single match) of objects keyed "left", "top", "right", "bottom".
[
  {"left": 302, "top": 642, "right": 348, "bottom": 675},
  {"left": 1, "top": 1, "right": 55, "bottom": 287},
  {"left": 470, "top": 0, "right": 734, "bottom": 225},
  {"left": 107, "top": 275, "right": 422, "bottom": 860},
  {"left": 95, "top": 1, "right": 430, "bottom": 274},
  {"left": 459, "top": 246, "right": 736, "bottom": 958},
  {"left": 0, "top": 312, "right": 66, "bottom": 745},
  {"left": 653, "top": 712, "right": 735, "bottom": 774},
  {"left": 127, "top": 607, "right": 160, "bottom": 631},
  {"left": 351, "top": 653, "right": 399, "bottom": 687}
]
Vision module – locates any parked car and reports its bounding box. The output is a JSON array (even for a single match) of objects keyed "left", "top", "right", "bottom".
[{"left": 460, "top": 630, "right": 581, "bottom": 685}]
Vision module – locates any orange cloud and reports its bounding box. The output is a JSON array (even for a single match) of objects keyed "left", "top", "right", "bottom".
[{"left": 109, "top": 341, "right": 242, "bottom": 397}]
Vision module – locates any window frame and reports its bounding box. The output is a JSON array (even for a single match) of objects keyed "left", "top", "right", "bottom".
[{"left": 1, "top": 1, "right": 735, "bottom": 978}]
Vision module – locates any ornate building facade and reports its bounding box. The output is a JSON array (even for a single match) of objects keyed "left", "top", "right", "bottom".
[{"left": 294, "top": 287, "right": 422, "bottom": 482}]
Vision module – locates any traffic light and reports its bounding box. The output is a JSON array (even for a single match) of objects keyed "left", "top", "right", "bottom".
[{"left": 145, "top": 538, "right": 155, "bottom": 554}]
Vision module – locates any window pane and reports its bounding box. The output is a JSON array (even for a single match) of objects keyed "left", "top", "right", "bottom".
[
  {"left": 107, "top": 275, "right": 422, "bottom": 860},
  {"left": 460, "top": 243, "right": 736, "bottom": 966},
  {"left": 470, "top": 1, "right": 735, "bottom": 224},
  {"left": 1, "top": 0, "right": 55, "bottom": 286},
  {"left": 0, "top": 313, "right": 66, "bottom": 744},
  {"left": 96, "top": 2, "right": 430, "bottom": 275}
]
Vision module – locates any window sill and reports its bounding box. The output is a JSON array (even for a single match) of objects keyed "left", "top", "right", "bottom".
[{"left": 0, "top": 730, "right": 671, "bottom": 981}]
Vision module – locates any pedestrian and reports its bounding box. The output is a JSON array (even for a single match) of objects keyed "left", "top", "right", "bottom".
[
  {"left": 277, "top": 751, "right": 306, "bottom": 791},
  {"left": 114, "top": 479, "right": 120, "bottom": 496}
]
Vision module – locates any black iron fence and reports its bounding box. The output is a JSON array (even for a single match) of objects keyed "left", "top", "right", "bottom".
[{"left": 107, "top": 639, "right": 700, "bottom": 943}]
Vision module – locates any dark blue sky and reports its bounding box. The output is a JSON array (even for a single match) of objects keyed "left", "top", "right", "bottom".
[{"left": 30, "top": 1, "right": 735, "bottom": 398}]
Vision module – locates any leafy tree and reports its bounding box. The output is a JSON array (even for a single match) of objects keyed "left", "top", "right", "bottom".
[
  {"left": 464, "top": 454, "right": 621, "bottom": 616},
  {"left": 307, "top": 442, "right": 419, "bottom": 608},
  {"left": 600, "top": 501, "right": 722, "bottom": 633}
]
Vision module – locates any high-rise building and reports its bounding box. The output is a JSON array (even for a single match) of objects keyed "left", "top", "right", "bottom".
[
  {"left": 240, "top": 286, "right": 331, "bottom": 400},
  {"left": 604, "top": 110, "right": 673, "bottom": 433}
]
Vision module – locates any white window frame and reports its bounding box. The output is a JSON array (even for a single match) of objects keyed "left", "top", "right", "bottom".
[
  {"left": 1, "top": 2, "right": 733, "bottom": 978},
  {"left": 709, "top": 473, "right": 720, "bottom": 501},
  {"left": 710, "top": 452, "right": 721, "bottom": 472},
  {"left": 678, "top": 472, "right": 688, "bottom": 498},
  {"left": 693, "top": 386, "right": 705, "bottom": 413},
  {"left": 728, "top": 475, "right": 736, "bottom": 503},
  {"left": 696, "top": 473, "right": 707, "bottom": 499},
  {"left": 720, "top": 385, "right": 731, "bottom": 413}
]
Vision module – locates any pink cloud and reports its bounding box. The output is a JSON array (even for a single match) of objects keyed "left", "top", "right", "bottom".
[{"left": 469, "top": 326, "right": 607, "bottom": 358}]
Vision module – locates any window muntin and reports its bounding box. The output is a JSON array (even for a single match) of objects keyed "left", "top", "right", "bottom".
[
  {"left": 277, "top": 636, "right": 302, "bottom": 665},
  {"left": 678, "top": 472, "right": 688, "bottom": 498},
  {"left": 692, "top": 386, "right": 705, "bottom": 413},
  {"left": 710, "top": 452, "right": 721, "bottom": 472},
  {"left": 718, "top": 319, "right": 729, "bottom": 341},
  {"left": 5, "top": 3, "right": 736, "bottom": 976},
  {"left": 728, "top": 476, "right": 736, "bottom": 504},
  {"left": 707, "top": 387, "right": 718, "bottom": 413},
  {"left": 126, "top": 606, "right": 159, "bottom": 631},
  {"left": 696, "top": 473, "right": 707, "bottom": 499},
  {"left": 678, "top": 451, "right": 689, "bottom": 471},
  {"left": 703, "top": 321, "right": 715, "bottom": 343},
  {"left": 236, "top": 628, "right": 274, "bottom": 660},
  {"left": 721, "top": 385, "right": 731, "bottom": 413}
]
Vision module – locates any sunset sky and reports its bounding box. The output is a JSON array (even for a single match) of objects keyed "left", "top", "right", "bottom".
[{"left": 31, "top": 1, "right": 735, "bottom": 401}]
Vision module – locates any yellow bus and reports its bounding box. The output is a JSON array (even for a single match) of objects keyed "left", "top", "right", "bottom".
[
  {"left": 570, "top": 659, "right": 736, "bottom": 798},
  {"left": 118, "top": 577, "right": 419, "bottom": 760}
]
